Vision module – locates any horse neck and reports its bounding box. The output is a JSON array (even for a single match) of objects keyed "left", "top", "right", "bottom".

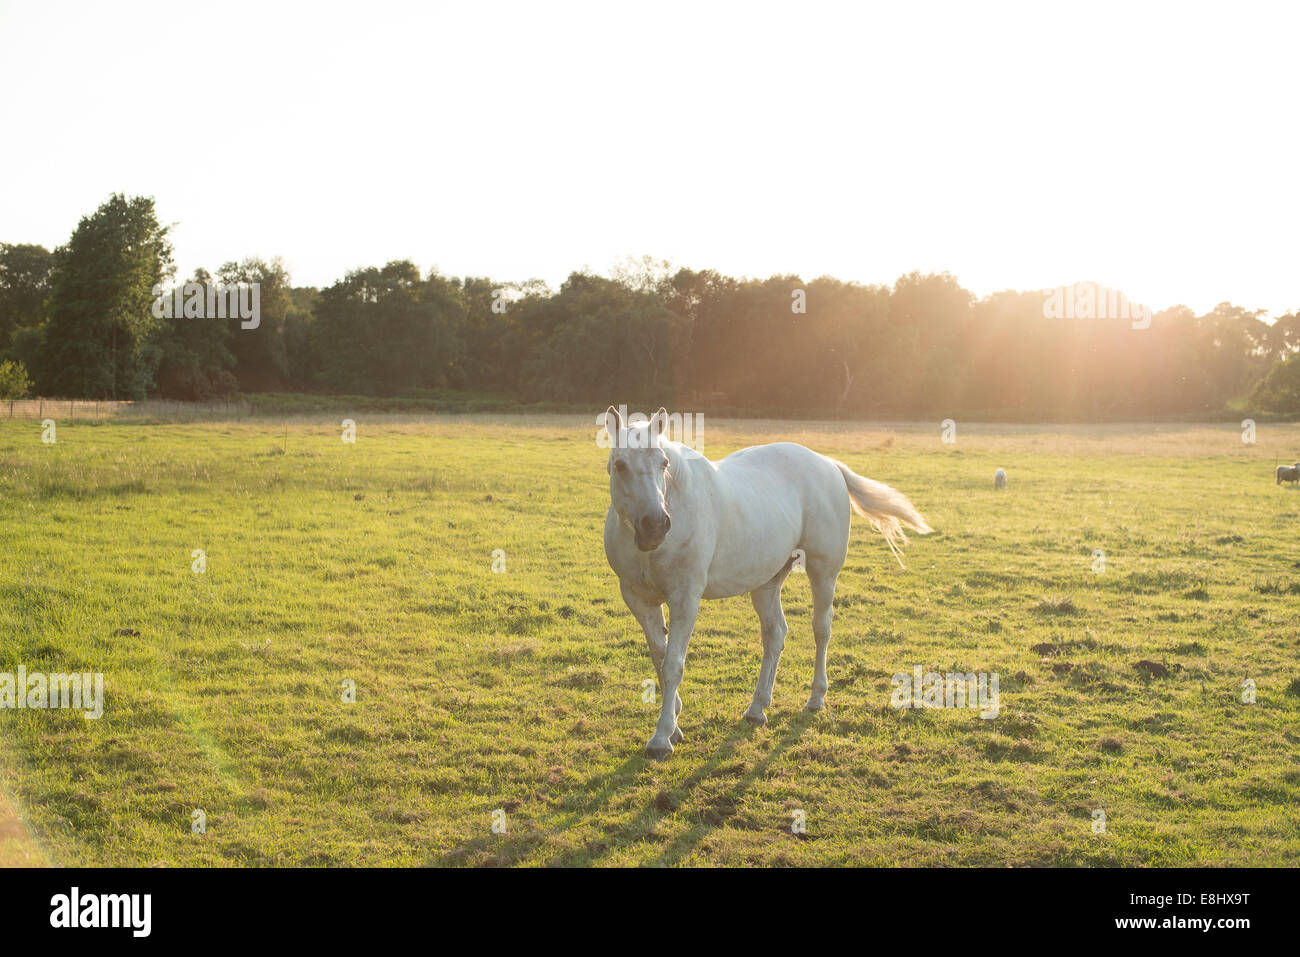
[{"left": 663, "top": 440, "right": 693, "bottom": 506}]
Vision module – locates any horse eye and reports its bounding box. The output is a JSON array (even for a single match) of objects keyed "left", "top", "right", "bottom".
[{"left": 614, "top": 460, "right": 628, "bottom": 473}]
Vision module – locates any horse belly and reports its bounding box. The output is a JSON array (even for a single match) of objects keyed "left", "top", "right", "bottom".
[{"left": 701, "top": 484, "right": 803, "bottom": 599}]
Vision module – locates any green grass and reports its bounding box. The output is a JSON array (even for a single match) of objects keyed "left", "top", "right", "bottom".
[{"left": 1, "top": 415, "right": 1298, "bottom": 866}]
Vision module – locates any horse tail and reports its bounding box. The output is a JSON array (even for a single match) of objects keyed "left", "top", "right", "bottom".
[{"left": 830, "top": 459, "right": 933, "bottom": 568}]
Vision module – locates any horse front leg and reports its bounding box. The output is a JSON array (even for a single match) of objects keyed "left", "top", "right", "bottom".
[
  {"left": 620, "top": 583, "right": 682, "bottom": 742},
  {"left": 646, "top": 592, "right": 700, "bottom": 760}
]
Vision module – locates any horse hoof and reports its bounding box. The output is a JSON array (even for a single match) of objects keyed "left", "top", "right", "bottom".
[
  {"left": 669, "top": 726, "right": 684, "bottom": 745},
  {"left": 742, "top": 709, "right": 767, "bottom": 727},
  {"left": 644, "top": 741, "right": 674, "bottom": 760},
  {"left": 803, "top": 701, "right": 826, "bottom": 713}
]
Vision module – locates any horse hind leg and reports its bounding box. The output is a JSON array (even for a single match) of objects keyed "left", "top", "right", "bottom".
[
  {"left": 743, "top": 569, "right": 790, "bottom": 727},
  {"left": 804, "top": 560, "right": 839, "bottom": 712}
]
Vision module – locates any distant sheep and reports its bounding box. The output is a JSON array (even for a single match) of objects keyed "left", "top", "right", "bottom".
[
  {"left": 994, "top": 468, "right": 1007, "bottom": 490},
  {"left": 1277, "top": 463, "right": 1300, "bottom": 486}
]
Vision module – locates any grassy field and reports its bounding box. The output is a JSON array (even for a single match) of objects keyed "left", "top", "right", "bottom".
[{"left": 0, "top": 414, "right": 1298, "bottom": 867}]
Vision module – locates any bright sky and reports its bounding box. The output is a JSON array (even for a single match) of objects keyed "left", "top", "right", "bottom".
[{"left": 2, "top": 0, "right": 1297, "bottom": 316}]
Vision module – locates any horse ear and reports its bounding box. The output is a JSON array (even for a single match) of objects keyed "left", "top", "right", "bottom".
[
  {"left": 604, "top": 405, "right": 622, "bottom": 438},
  {"left": 653, "top": 407, "right": 668, "bottom": 436}
]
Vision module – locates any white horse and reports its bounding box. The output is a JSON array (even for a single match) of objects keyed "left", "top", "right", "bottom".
[{"left": 602, "top": 407, "right": 933, "bottom": 759}]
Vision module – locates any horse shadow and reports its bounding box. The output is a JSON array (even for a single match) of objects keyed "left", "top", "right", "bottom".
[
  {"left": 430, "top": 710, "right": 817, "bottom": 867},
  {"left": 633, "top": 711, "right": 816, "bottom": 867}
]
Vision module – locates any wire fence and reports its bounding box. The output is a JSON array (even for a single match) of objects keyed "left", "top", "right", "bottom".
[{"left": 2, "top": 398, "right": 252, "bottom": 421}]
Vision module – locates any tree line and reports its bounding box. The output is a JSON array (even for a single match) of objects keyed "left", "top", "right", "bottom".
[{"left": 3, "top": 193, "right": 1299, "bottom": 417}]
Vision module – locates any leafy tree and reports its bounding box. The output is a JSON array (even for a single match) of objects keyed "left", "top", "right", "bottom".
[
  {"left": 1249, "top": 352, "right": 1300, "bottom": 415},
  {"left": 443, "top": 276, "right": 535, "bottom": 393},
  {"left": 310, "top": 261, "right": 468, "bottom": 395},
  {"left": 219, "top": 256, "right": 291, "bottom": 391},
  {"left": 281, "top": 285, "right": 320, "bottom": 391},
  {"left": 152, "top": 267, "right": 240, "bottom": 400},
  {"left": 513, "top": 272, "right": 682, "bottom": 405},
  {"left": 0, "top": 243, "right": 54, "bottom": 353},
  {"left": 1262, "top": 311, "right": 1300, "bottom": 363},
  {"left": 34, "top": 194, "right": 172, "bottom": 398},
  {"left": 0, "top": 359, "right": 30, "bottom": 399},
  {"left": 886, "top": 272, "right": 974, "bottom": 415}
]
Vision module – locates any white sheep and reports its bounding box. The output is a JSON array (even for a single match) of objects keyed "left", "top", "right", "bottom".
[
  {"left": 1276, "top": 463, "right": 1300, "bottom": 486},
  {"left": 994, "top": 468, "right": 1007, "bottom": 490}
]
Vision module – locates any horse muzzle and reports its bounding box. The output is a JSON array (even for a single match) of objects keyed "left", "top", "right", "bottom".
[{"left": 635, "top": 512, "right": 671, "bottom": 551}]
